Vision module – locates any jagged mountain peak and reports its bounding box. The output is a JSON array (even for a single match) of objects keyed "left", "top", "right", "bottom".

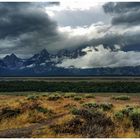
[
  {"left": 0, "top": 48, "right": 140, "bottom": 76},
  {"left": 57, "top": 49, "right": 69, "bottom": 57},
  {"left": 11, "top": 53, "right": 16, "bottom": 57},
  {"left": 40, "top": 48, "right": 49, "bottom": 55},
  {"left": 27, "top": 48, "right": 51, "bottom": 65},
  {"left": 3, "top": 53, "right": 20, "bottom": 61},
  {"left": 57, "top": 48, "right": 86, "bottom": 59},
  {"left": 2, "top": 53, "right": 22, "bottom": 68}
]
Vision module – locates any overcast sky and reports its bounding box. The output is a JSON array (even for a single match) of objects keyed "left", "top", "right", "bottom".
[{"left": 0, "top": 1, "right": 140, "bottom": 68}]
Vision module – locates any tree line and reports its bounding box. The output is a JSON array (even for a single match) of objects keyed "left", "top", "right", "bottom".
[{"left": 0, "top": 81, "right": 140, "bottom": 93}]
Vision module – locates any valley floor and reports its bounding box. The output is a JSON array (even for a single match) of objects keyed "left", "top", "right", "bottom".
[{"left": 0, "top": 92, "right": 139, "bottom": 138}]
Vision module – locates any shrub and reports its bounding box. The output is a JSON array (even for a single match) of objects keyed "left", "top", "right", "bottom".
[
  {"left": 83, "top": 102, "right": 99, "bottom": 108},
  {"left": 27, "top": 95, "right": 39, "bottom": 100},
  {"left": 83, "top": 102, "right": 113, "bottom": 111},
  {"left": 50, "top": 117, "right": 83, "bottom": 134},
  {"left": 84, "top": 94, "right": 95, "bottom": 98},
  {"left": 71, "top": 108, "right": 98, "bottom": 117},
  {"left": 47, "top": 93, "right": 61, "bottom": 101},
  {"left": 129, "top": 108, "right": 140, "bottom": 130},
  {"left": 121, "top": 107, "right": 134, "bottom": 116},
  {"left": 74, "top": 96, "right": 82, "bottom": 101},
  {"left": 53, "top": 108, "right": 114, "bottom": 138},
  {"left": 64, "top": 93, "right": 76, "bottom": 98},
  {"left": 100, "top": 103, "right": 113, "bottom": 111},
  {"left": 115, "top": 106, "right": 134, "bottom": 120},
  {"left": 41, "top": 93, "right": 49, "bottom": 97},
  {"left": 114, "top": 106, "right": 140, "bottom": 130},
  {"left": 112, "top": 95, "right": 130, "bottom": 100},
  {"left": 115, "top": 111, "right": 124, "bottom": 120},
  {"left": 84, "top": 111, "right": 114, "bottom": 137},
  {"left": 71, "top": 108, "right": 81, "bottom": 115}
]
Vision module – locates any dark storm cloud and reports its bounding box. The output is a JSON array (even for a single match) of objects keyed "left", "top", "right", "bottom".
[
  {"left": 90, "top": 36, "right": 122, "bottom": 49},
  {"left": 111, "top": 11, "right": 140, "bottom": 25},
  {"left": 103, "top": 2, "right": 140, "bottom": 13},
  {"left": 0, "top": 2, "right": 57, "bottom": 38},
  {"left": 89, "top": 30, "right": 140, "bottom": 50},
  {"left": 47, "top": 2, "right": 60, "bottom": 6},
  {"left": 0, "top": 2, "right": 62, "bottom": 55},
  {"left": 0, "top": 1, "right": 140, "bottom": 59},
  {"left": 103, "top": 2, "right": 140, "bottom": 25}
]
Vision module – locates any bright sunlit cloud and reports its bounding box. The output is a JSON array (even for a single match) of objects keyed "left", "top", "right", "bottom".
[{"left": 45, "top": 0, "right": 102, "bottom": 11}]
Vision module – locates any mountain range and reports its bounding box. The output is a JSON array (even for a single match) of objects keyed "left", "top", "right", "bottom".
[{"left": 0, "top": 48, "right": 140, "bottom": 76}]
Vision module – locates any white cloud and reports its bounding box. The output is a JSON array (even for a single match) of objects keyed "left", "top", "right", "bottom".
[
  {"left": 46, "top": 0, "right": 103, "bottom": 11},
  {"left": 45, "top": 23, "right": 109, "bottom": 52},
  {"left": 45, "top": 10, "right": 55, "bottom": 17},
  {"left": 57, "top": 45, "right": 140, "bottom": 68},
  {"left": 58, "top": 22, "right": 106, "bottom": 38},
  {"left": 45, "top": 1, "right": 110, "bottom": 27},
  {"left": 43, "top": 23, "right": 140, "bottom": 53},
  {"left": 0, "top": 37, "right": 19, "bottom": 49}
]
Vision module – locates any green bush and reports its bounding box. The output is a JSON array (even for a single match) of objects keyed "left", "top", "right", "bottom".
[
  {"left": 83, "top": 102, "right": 113, "bottom": 111},
  {"left": 121, "top": 107, "right": 134, "bottom": 116},
  {"left": 115, "top": 106, "right": 140, "bottom": 130},
  {"left": 115, "top": 111, "right": 124, "bottom": 120},
  {"left": 41, "top": 93, "right": 49, "bottom": 97},
  {"left": 27, "top": 95, "right": 39, "bottom": 100},
  {"left": 64, "top": 93, "right": 76, "bottom": 98},
  {"left": 73, "top": 96, "right": 82, "bottom": 101},
  {"left": 112, "top": 95, "right": 130, "bottom": 100},
  {"left": 83, "top": 102, "right": 99, "bottom": 108},
  {"left": 115, "top": 106, "right": 134, "bottom": 119},
  {"left": 71, "top": 108, "right": 81, "bottom": 115},
  {"left": 129, "top": 108, "right": 140, "bottom": 130},
  {"left": 47, "top": 94, "right": 61, "bottom": 101},
  {"left": 84, "top": 94, "right": 95, "bottom": 98},
  {"left": 100, "top": 103, "right": 113, "bottom": 111},
  {"left": 71, "top": 108, "right": 96, "bottom": 117}
]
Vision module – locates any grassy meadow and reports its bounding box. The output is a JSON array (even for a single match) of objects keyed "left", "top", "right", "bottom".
[{"left": 0, "top": 92, "right": 139, "bottom": 138}]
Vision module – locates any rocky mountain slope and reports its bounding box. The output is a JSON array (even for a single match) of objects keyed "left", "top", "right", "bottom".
[{"left": 0, "top": 48, "right": 140, "bottom": 76}]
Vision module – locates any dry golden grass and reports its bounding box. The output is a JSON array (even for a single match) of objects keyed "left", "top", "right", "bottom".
[{"left": 0, "top": 92, "right": 139, "bottom": 138}]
